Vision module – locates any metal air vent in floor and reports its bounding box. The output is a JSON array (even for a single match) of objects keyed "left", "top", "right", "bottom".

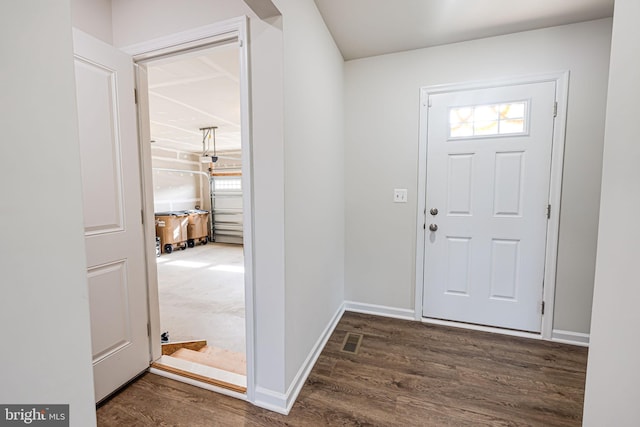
[{"left": 340, "top": 332, "right": 363, "bottom": 354}]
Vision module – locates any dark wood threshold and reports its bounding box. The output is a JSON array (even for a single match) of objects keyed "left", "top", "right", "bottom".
[{"left": 151, "top": 361, "right": 247, "bottom": 394}]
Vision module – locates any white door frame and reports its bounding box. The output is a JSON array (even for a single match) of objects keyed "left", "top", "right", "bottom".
[
  {"left": 121, "top": 16, "right": 256, "bottom": 400},
  {"left": 414, "top": 72, "right": 569, "bottom": 340}
]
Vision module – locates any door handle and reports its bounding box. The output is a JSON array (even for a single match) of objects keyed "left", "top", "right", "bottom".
[
  {"left": 429, "top": 224, "right": 438, "bottom": 232},
  {"left": 430, "top": 208, "right": 439, "bottom": 216}
]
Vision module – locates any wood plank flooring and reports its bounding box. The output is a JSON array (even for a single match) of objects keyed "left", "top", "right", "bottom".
[{"left": 97, "top": 312, "right": 588, "bottom": 426}]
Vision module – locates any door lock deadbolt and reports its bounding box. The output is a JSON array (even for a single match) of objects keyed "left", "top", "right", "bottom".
[{"left": 430, "top": 208, "right": 439, "bottom": 216}]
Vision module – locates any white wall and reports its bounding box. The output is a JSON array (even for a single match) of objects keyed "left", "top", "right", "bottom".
[
  {"left": 112, "top": 0, "right": 344, "bottom": 407},
  {"left": 273, "top": 0, "right": 345, "bottom": 387},
  {"left": 71, "top": 0, "right": 113, "bottom": 44},
  {"left": 583, "top": 0, "right": 640, "bottom": 424},
  {"left": 0, "top": 1, "right": 97, "bottom": 425},
  {"left": 344, "top": 19, "right": 612, "bottom": 336},
  {"left": 112, "top": 0, "right": 288, "bottom": 398},
  {"left": 112, "top": 0, "right": 341, "bottom": 409},
  {"left": 151, "top": 149, "right": 205, "bottom": 212}
]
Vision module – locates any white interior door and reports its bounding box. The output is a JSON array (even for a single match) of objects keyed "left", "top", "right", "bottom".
[
  {"left": 422, "top": 81, "right": 556, "bottom": 333},
  {"left": 73, "top": 29, "right": 150, "bottom": 402}
]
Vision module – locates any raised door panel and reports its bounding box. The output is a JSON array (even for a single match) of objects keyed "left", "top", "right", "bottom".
[
  {"left": 88, "top": 261, "right": 131, "bottom": 362},
  {"left": 447, "top": 154, "right": 474, "bottom": 216},
  {"left": 75, "top": 59, "right": 124, "bottom": 235},
  {"left": 493, "top": 152, "right": 525, "bottom": 217}
]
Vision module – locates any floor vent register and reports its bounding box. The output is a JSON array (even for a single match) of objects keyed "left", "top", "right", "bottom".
[{"left": 340, "top": 332, "right": 363, "bottom": 354}]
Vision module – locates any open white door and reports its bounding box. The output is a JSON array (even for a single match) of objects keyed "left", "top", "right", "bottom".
[
  {"left": 422, "top": 81, "right": 556, "bottom": 333},
  {"left": 73, "top": 29, "right": 150, "bottom": 402}
]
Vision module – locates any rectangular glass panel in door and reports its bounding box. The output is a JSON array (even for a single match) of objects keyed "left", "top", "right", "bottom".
[{"left": 449, "top": 101, "right": 528, "bottom": 138}]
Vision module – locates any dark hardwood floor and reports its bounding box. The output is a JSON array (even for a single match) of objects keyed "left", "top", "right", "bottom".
[{"left": 97, "top": 312, "right": 588, "bottom": 426}]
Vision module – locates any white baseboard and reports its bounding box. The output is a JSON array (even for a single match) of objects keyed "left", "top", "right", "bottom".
[
  {"left": 551, "top": 329, "right": 590, "bottom": 347},
  {"left": 253, "top": 386, "right": 289, "bottom": 415},
  {"left": 344, "top": 301, "right": 416, "bottom": 321},
  {"left": 253, "top": 303, "right": 345, "bottom": 415},
  {"left": 148, "top": 368, "right": 247, "bottom": 401}
]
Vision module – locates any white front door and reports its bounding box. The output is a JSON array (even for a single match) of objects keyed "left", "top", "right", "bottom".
[
  {"left": 422, "top": 81, "right": 556, "bottom": 333},
  {"left": 73, "top": 29, "right": 150, "bottom": 402}
]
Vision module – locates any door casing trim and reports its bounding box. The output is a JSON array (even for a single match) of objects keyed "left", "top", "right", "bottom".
[
  {"left": 414, "top": 72, "right": 570, "bottom": 340},
  {"left": 122, "top": 16, "right": 256, "bottom": 401}
]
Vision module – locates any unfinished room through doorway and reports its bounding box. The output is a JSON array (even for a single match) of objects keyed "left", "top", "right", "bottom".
[{"left": 136, "top": 36, "right": 250, "bottom": 395}]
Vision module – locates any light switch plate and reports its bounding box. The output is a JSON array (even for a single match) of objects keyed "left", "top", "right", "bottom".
[{"left": 394, "top": 188, "right": 408, "bottom": 203}]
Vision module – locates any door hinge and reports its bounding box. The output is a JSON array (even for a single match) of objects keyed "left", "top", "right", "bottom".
[
  {"left": 147, "top": 323, "right": 151, "bottom": 337},
  {"left": 553, "top": 101, "right": 558, "bottom": 117},
  {"left": 541, "top": 301, "right": 545, "bottom": 315},
  {"left": 141, "top": 209, "right": 145, "bottom": 224},
  {"left": 134, "top": 88, "right": 138, "bottom": 104},
  {"left": 546, "top": 204, "right": 551, "bottom": 219},
  {"left": 428, "top": 97, "right": 433, "bottom": 108}
]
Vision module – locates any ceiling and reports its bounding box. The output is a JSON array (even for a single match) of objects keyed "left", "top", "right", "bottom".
[
  {"left": 146, "top": 1, "right": 614, "bottom": 154},
  {"left": 147, "top": 43, "right": 241, "bottom": 154},
  {"left": 313, "top": 0, "right": 614, "bottom": 60}
]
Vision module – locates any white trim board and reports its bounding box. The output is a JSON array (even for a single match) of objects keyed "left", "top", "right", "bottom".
[
  {"left": 552, "top": 329, "right": 590, "bottom": 347},
  {"left": 252, "top": 386, "right": 289, "bottom": 416},
  {"left": 344, "top": 301, "right": 415, "bottom": 321},
  {"left": 148, "top": 368, "right": 247, "bottom": 401},
  {"left": 120, "top": 17, "right": 247, "bottom": 60},
  {"left": 414, "top": 72, "right": 570, "bottom": 340},
  {"left": 153, "top": 355, "right": 246, "bottom": 389},
  {"left": 253, "top": 304, "right": 345, "bottom": 415}
]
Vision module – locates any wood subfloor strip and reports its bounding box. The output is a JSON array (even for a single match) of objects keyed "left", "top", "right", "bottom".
[
  {"left": 161, "top": 340, "right": 207, "bottom": 355},
  {"left": 172, "top": 347, "right": 246, "bottom": 376},
  {"left": 150, "top": 362, "right": 246, "bottom": 394}
]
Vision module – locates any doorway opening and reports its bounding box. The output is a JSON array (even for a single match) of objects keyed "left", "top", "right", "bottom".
[
  {"left": 130, "top": 18, "right": 254, "bottom": 398},
  {"left": 143, "top": 42, "right": 246, "bottom": 393}
]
